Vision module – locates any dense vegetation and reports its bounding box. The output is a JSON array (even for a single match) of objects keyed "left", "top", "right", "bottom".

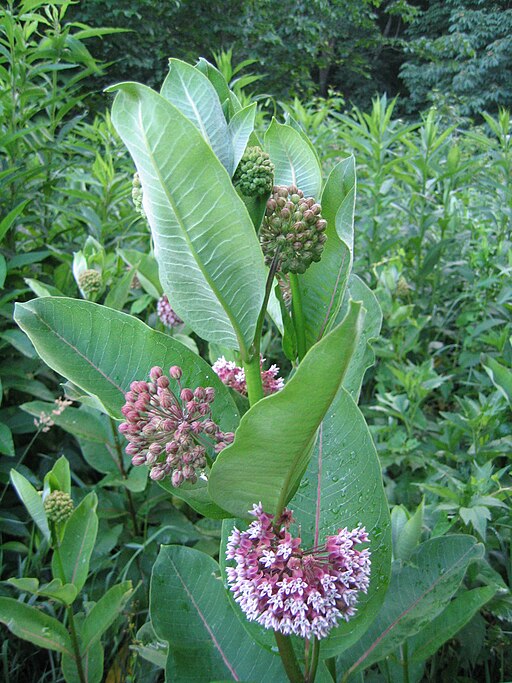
[{"left": 0, "top": 1, "right": 510, "bottom": 682}]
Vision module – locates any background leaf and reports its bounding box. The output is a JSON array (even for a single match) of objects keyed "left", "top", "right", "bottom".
[
  {"left": 0, "top": 597, "right": 73, "bottom": 655},
  {"left": 10, "top": 469, "right": 50, "bottom": 541}
]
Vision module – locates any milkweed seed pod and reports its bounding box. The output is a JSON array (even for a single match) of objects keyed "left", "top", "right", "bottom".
[
  {"left": 260, "top": 185, "right": 327, "bottom": 274},
  {"left": 132, "top": 172, "right": 146, "bottom": 218},
  {"left": 233, "top": 146, "right": 275, "bottom": 197},
  {"left": 43, "top": 491, "right": 74, "bottom": 524},
  {"left": 78, "top": 269, "right": 102, "bottom": 295}
]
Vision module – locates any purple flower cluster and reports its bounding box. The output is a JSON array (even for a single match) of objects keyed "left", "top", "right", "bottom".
[
  {"left": 226, "top": 504, "right": 371, "bottom": 640},
  {"left": 119, "top": 365, "right": 234, "bottom": 486},
  {"left": 212, "top": 356, "right": 284, "bottom": 397},
  {"left": 157, "top": 294, "right": 183, "bottom": 328}
]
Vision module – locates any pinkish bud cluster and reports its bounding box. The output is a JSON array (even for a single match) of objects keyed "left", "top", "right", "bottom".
[
  {"left": 226, "top": 504, "right": 371, "bottom": 640},
  {"left": 212, "top": 357, "right": 284, "bottom": 397},
  {"left": 157, "top": 295, "right": 183, "bottom": 328},
  {"left": 119, "top": 365, "right": 234, "bottom": 486}
]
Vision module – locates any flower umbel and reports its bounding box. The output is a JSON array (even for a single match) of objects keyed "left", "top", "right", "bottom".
[
  {"left": 226, "top": 504, "right": 371, "bottom": 640},
  {"left": 44, "top": 491, "right": 74, "bottom": 524},
  {"left": 212, "top": 356, "right": 284, "bottom": 397},
  {"left": 233, "top": 146, "right": 275, "bottom": 197},
  {"left": 157, "top": 295, "right": 183, "bottom": 328},
  {"left": 119, "top": 365, "right": 234, "bottom": 486}
]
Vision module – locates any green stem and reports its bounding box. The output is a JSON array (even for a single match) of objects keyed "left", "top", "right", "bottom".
[
  {"left": 290, "top": 273, "right": 307, "bottom": 361},
  {"left": 243, "top": 249, "right": 282, "bottom": 407},
  {"left": 274, "top": 632, "right": 303, "bottom": 683},
  {"left": 110, "top": 418, "right": 140, "bottom": 536},
  {"left": 305, "top": 637, "right": 320, "bottom": 682},
  {"left": 402, "top": 641, "right": 410, "bottom": 683},
  {"left": 53, "top": 544, "right": 87, "bottom": 683}
]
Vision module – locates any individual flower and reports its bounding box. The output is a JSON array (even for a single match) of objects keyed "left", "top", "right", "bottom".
[
  {"left": 233, "top": 146, "right": 275, "bottom": 197},
  {"left": 260, "top": 185, "right": 327, "bottom": 274},
  {"left": 226, "top": 504, "right": 371, "bottom": 640},
  {"left": 157, "top": 294, "right": 183, "bottom": 328},
  {"left": 43, "top": 491, "right": 74, "bottom": 524},
  {"left": 78, "top": 269, "right": 102, "bottom": 296},
  {"left": 119, "top": 365, "right": 234, "bottom": 486},
  {"left": 212, "top": 356, "right": 284, "bottom": 397}
]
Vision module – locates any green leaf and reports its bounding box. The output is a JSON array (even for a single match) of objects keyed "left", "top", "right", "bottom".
[
  {"left": 394, "top": 499, "right": 424, "bottom": 562},
  {"left": 0, "top": 596, "right": 73, "bottom": 654},
  {"left": 161, "top": 59, "right": 234, "bottom": 173},
  {"left": 109, "top": 82, "right": 266, "bottom": 351},
  {"left": 229, "top": 103, "right": 257, "bottom": 171},
  {"left": 81, "top": 581, "right": 133, "bottom": 653},
  {"left": 482, "top": 354, "right": 512, "bottom": 406},
  {"left": 410, "top": 586, "right": 496, "bottom": 662},
  {"left": 297, "top": 156, "right": 355, "bottom": 352},
  {"left": 0, "top": 200, "right": 30, "bottom": 241},
  {"left": 118, "top": 248, "right": 162, "bottom": 298},
  {"left": 337, "top": 536, "right": 484, "bottom": 676},
  {"left": 24, "top": 278, "right": 64, "bottom": 297},
  {"left": 14, "top": 298, "right": 239, "bottom": 427},
  {"left": 1, "top": 329, "right": 37, "bottom": 358},
  {"left": 10, "top": 469, "right": 50, "bottom": 540},
  {"left": 208, "top": 301, "right": 365, "bottom": 518},
  {"left": 62, "top": 638, "right": 103, "bottom": 683},
  {"left": 289, "top": 386, "right": 392, "bottom": 658},
  {"left": 0, "top": 253, "right": 6, "bottom": 289},
  {"left": 264, "top": 119, "right": 322, "bottom": 198},
  {"left": 104, "top": 267, "right": 134, "bottom": 311},
  {"left": 0, "top": 422, "right": 15, "bottom": 456},
  {"left": 151, "top": 545, "right": 286, "bottom": 682},
  {"left": 339, "top": 274, "right": 382, "bottom": 401},
  {"left": 8, "top": 578, "right": 78, "bottom": 605},
  {"left": 51, "top": 492, "right": 98, "bottom": 592}
]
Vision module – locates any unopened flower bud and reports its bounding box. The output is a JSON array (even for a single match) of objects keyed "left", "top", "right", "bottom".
[
  {"left": 233, "top": 146, "right": 274, "bottom": 197},
  {"left": 43, "top": 491, "right": 74, "bottom": 524}
]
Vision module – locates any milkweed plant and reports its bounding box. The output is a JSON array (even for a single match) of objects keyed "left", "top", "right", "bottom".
[{"left": 11, "top": 57, "right": 425, "bottom": 682}]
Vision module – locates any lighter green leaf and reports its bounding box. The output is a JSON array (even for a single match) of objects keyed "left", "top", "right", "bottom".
[
  {"left": 265, "top": 118, "right": 322, "bottom": 198},
  {"left": 10, "top": 469, "right": 50, "bottom": 540},
  {"left": 109, "top": 82, "right": 266, "bottom": 350},
  {"left": 81, "top": 581, "right": 133, "bottom": 652},
  {"left": 208, "top": 301, "right": 365, "bottom": 518},
  {"left": 229, "top": 103, "right": 257, "bottom": 172},
  {"left": 0, "top": 597, "right": 73, "bottom": 654},
  {"left": 482, "top": 354, "right": 512, "bottom": 406}
]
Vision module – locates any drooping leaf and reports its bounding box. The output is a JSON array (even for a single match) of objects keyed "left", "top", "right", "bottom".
[
  {"left": 337, "top": 536, "right": 484, "bottom": 675},
  {"left": 265, "top": 118, "right": 322, "bottom": 198},
  {"left": 51, "top": 492, "right": 98, "bottom": 592},
  {"left": 161, "top": 59, "right": 234, "bottom": 173},
  {"left": 151, "top": 545, "right": 286, "bottom": 682},
  {"left": 208, "top": 301, "right": 365, "bottom": 518},
  {"left": 289, "top": 387, "right": 392, "bottom": 658},
  {"left": 0, "top": 597, "right": 73, "bottom": 655},
  {"left": 109, "top": 82, "right": 266, "bottom": 351}
]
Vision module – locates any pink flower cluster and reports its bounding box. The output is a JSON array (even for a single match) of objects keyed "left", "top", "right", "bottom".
[
  {"left": 119, "top": 365, "right": 234, "bottom": 486},
  {"left": 226, "top": 504, "right": 371, "bottom": 640},
  {"left": 212, "top": 356, "right": 284, "bottom": 397},
  {"left": 157, "top": 294, "right": 183, "bottom": 328}
]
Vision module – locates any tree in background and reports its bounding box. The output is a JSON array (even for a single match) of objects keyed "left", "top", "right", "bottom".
[{"left": 400, "top": 0, "right": 512, "bottom": 116}]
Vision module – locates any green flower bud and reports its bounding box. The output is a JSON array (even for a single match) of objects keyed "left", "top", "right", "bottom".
[
  {"left": 78, "top": 269, "right": 102, "bottom": 295},
  {"left": 132, "top": 172, "right": 146, "bottom": 218},
  {"left": 43, "top": 491, "right": 74, "bottom": 524},
  {"left": 260, "top": 185, "right": 327, "bottom": 274},
  {"left": 233, "top": 147, "right": 275, "bottom": 197}
]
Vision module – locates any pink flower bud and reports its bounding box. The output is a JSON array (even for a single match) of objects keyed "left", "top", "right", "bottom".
[{"left": 169, "top": 365, "right": 182, "bottom": 380}]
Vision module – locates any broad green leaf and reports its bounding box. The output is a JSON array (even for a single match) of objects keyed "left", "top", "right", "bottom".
[
  {"left": 103, "top": 267, "right": 134, "bottom": 311},
  {"left": 289, "top": 387, "right": 392, "bottom": 658},
  {"left": 0, "top": 422, "right": 14, "bottom": 456},
  {"left": 229, "top": 103, "right": 257, "bottom": 171},
  {"left": 208, "top": 301, "right": 365, "bottom": 518},
  {"left": 298, "top": 157, "right": 355, "bottom": 351},
  {"left": 195, "top": 58, "right": 233, "bottom": 117},
  {"left": 339, "top": 274, "right": 382, "bottom": 401},
  {"left": 158, "top": 478, "right": 228, "bottom": 519},
  {"left": 337, "top": 536, "right": 484, "bottom": 676},
  {"left": 24, "top": 278, "right": 64, "bottom": 297},
  {"left": 394, "top": 499, "right": 424, "bottom": 562},
  {"left": 10, "top": 469, "right": 50, "bottom": 540},
  {"left": 81, "top": 581, "right": 133, "bottom": 652},
  {"left": 482, "top": 354, "right": 512, "bottom": 406},
  {"left": 161, "top": 59, "right": 234, "bottom": 173},
  {"left": 51, "top": 492, "right": 98, "bottom": 592},
  {"left": 109, "top": 82, "right": 266, "bottom": 350},
  {"left": 0, "top": 596, "right": 73, "bottom": 655},
  {"left": 410, "top": 586, "right": 496, "bottom": 662},
  {"left": 8, "top": 578, "right": 78, "bottom": 605},
  {"left": 151, "top": 545, "right": 286, "bottom": 682},
  {"left": 43, "top": 455, "right": 71, "bottom": 496},
  {"left": 264, "top": 119, "right": 322, "bottom": 198},
  {"left": 14, "top": 298, "right": 238, "bottom": 426},
  {"left": 118, "top": 248, "right": 162, "bottom": 298},
  {"left": 1, "top": 328, "right": 37, "bottom": 358}
]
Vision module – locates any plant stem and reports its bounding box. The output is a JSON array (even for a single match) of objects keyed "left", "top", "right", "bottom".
[
  {"left": 401, "top": 641, "right": 410, "bottom": 683},
  {"left": 109, "top": 417, "right": 140, "bottom": 536},
  {"left": 243, "top": 249, "right": 282, "bottom": 407},
  {"left": 305, "top": 637, "right": 320, "bottom": 682},
  {"left": 290, "top": 273, "right": 307, "bottom": 361},
  {"left": 274, "top": 631, "right": 303, "bottom": 683},
  {"left": 53, "top": 544, "right": 87, "bottom": 683}
]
